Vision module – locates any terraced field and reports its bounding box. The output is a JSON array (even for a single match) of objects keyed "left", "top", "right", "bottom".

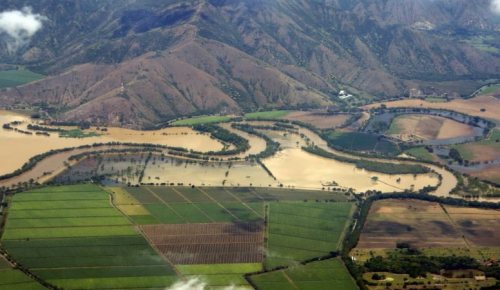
[
  {"left": 250, "top": 258, "right": 359, "bottom": 290},
  {"left": 1, "top": 185, "right": 177, "bottom": 290},
  {"left": 266, "top": 202, "right": 355, "bottom": 269}
]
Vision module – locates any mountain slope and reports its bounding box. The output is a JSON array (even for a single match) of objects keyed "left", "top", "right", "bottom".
[{"left": 0, "top": 0, "right": 499, "bottom": 127}]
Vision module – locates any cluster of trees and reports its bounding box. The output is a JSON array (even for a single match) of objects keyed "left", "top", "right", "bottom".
[
  {"left": 365, "top": 252, "right": 480, "bottom": 278},
  {"left": 232, "top": 124, "right": 281, "bottom": 159}
]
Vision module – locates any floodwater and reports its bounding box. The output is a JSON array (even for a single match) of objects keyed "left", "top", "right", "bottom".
[
  {"left": 246, "top": 121, "right": 455, "bottom": 195},
  {"left": 219, "top": 123, "right": 267, "bottom": 157},
  {"left": 143, "top": 157, "right": 279, "bottom": 187},
  {"left": 263, "top": 145, "right": 439, "bottom": 193},
  {"left": 0, "top": 110, "right": 224, "bottom": 176}
]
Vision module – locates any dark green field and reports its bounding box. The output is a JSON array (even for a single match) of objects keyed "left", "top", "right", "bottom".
[
  {"left": 266, "top": 202, "right": 354, "bottom": 269},
  {"left": 250, "top": 258, "right": 359, "bottom": 290},
  {"left": 326, "top": 131, "right": 400, "bottom": 155}
]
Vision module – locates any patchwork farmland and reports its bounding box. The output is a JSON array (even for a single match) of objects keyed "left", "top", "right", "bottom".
[
  {"left": 353, "top": 199, "right": 500, "bottom": 260},
  {"left": 266, "top": 202, "right": 355, "bottom": 269},
  {"left": 250, "top": 258, "right": 359, "bottom": 290},
  {"left": 0, "top": 185, "right": 177, "bottom": 290},
  {"left": 113, "top": 185, "right": 356, "bottom": 288},
  {"left": 0, "top": 184, "right": 359, "bottom": 289}
]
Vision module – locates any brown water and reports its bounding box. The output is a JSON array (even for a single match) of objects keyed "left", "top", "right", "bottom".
[
  {"left": 246, "top": 121, "right": 455, "bottom": 195},
  {"left": 0, "top": 111, "right": 224, "bottom": 176},
  {"left": 264, "top": 148, "right": 438, "bottom": 192},
  {"left": 143, "top": 158, "right": 278, "bottom": 188}
]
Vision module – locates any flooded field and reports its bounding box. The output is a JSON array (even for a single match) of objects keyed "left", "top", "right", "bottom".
[
  {"left": 263, "top": 148, "right": 438, "bottom": 192},
  {"left": 0, "top": 110, "right": 224, "bottom": 176},
  {"left": 143, "top": 156, "right": 279, "bottom": 187},
  {"left": 219, "top": 123, "right": 267, "bottom": 157},
  {"left": 248, "top": 122, "right": 455, "bottom": 195}
]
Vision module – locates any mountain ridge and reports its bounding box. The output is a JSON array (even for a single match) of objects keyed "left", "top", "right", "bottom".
[{"left": 0, "top": 0, "right": 499, "bottom": 128}]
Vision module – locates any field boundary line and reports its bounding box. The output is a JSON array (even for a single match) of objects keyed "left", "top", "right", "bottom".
[
  {"left": 196, "top": 188, "right": 241, "bottom": 221},
  {"left": 103, "top": 186, "right": 182, "bottom": 276},
  {"left": 144, "top": 187, "right": 187, "bottom": 222},
  {"left": 0, "top": 247, "right": 57, "bottom": 289},
  {"left": 248, "top": 188, "right": 266, "bottom": 201},
  {"left": 223, "top": 188, "right": 264, "bottom": 218},
  {"left": 337, "top": 204, "right": 357, "bottom": 251},
  {"left": 281, "top": 270, "right": 300, "bottom": 290},
  {"left": 439, "top": 204, "right": 474, "bottom": 250}
]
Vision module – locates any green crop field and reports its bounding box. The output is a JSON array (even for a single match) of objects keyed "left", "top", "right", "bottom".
[
  {"left": 0, "top": 69, "right": 44, "bottom": 89},
  {"left": 59, "top": 129, "right": 101, "bottom": 138},
  {"left": 405, "top": 147, "right": 435, "bottom": 162},
  {"left": 1, "top": 184, "right": 177, "bottom": 289},
  {"left": 250, "top": 258, "right": 359, "bottom": 290},
  {"left": 178, "top": 263, "right": 262, "bottom": 288},
  {"left": 266, "top": 202, "right": 354, "bottom": 269},
  {"left": 326, "top": 131, "right": 400, "bottom": 155},
  {"left": 244, "top": 110, "right": 290, "bottom": 120},
  {"left": 118, "top": 186, "right": 345, "bottom": 225},
  {"left": 0, "top": 258, "right": 45, "bottom": 290},
  {"left": 171, "top": 115, "right": 233, "bottom": 126}
]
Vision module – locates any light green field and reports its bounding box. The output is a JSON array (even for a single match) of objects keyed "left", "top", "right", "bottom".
[
  {"left": 59, "top": 129, "right": 101, "bottom": 138},
  {"left": 405, "top": 147, "right": 435, "bottom": 162},
  {"left": 266, "top": 202, "right": 354, "bottom": 269},
  {"left": 172, "top": 115, "right": 232, "bottom": 126},
  {"left": 250, "top": 258, "right": 359, "bottom": 290},
  {"left": 244, "top": 110, "right": 290, "bottom": 120},
  {"left": 1, "top": 184, "right": 177, "bottom": 289},
  {"left": 0, "top": 270, "right": 45, "bottom": 290},
  {"left": 0, "top": 69, "right": 44, "bottom": 89},
  {"left": 178, "top": 263, "right": 262, "bottom": 288},
  {"left": 120, "top": 186, "right": 343, "bottom": 225}
]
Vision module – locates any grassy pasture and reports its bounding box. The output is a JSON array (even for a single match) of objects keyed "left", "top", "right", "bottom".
[
  {"left": 178, "top": 263, "right": 262, "bottom": 288},
  {"left": 0, "top": 69, "right": 44, "bottom": 89},
  {"left": 250, "top": 258, "right": 359, "bottom": 290},
  {"left": 171, "top": 115, "right": 233, "bottom": 126},
  {"left": 266, "top": 202, "right": 354, "bottom": 269},
  {"left": 404, "top": 147, "right": 435, "bottom": 162},
  {"left": 1, "top": 184, "right": 177, "bottom": 289},
  {"left": 244, "top": 110, "right": 290, "bottom": 120}
]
